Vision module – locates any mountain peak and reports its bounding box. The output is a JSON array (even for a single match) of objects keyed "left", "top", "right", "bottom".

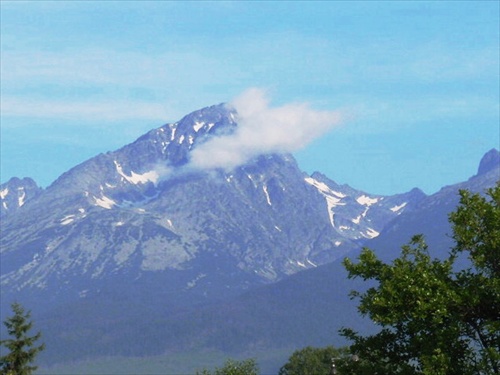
[
  {"left": 124, "top": 103, "right": 237, "bottom": 169},
  {"left": 0, "top": 177, "right": 42, "bottom": 215},
  {"left": 477, "top": 149, "right": 500, "bottom": 176},
  {"left": 2, "top": 176, "right": 38, "bottom": 187}
]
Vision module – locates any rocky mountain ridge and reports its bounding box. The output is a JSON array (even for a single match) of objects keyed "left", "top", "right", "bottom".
[{"left": 1, "top": 104, "right": 424, "bottom": 307}]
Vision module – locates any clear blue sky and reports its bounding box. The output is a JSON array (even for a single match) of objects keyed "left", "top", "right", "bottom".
[{"left": 1, "top": 1, "right": 499, "bottom": 195}]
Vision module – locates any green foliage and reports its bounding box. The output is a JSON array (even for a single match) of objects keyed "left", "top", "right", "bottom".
[
  {"left": 341, "top": 185, "right": 500, "bottom": 375},
  {"left": 278, "top": 346, "right": 360, "bottom": 375},
  {"left": 196, "top": 358, "right": 259, "bottom": 375},
  {"left": 0, "top": 303, "right": 45, "bottom": 375},
  {"left": 449, "top": 186, "right": 500, "bottom": 374}
]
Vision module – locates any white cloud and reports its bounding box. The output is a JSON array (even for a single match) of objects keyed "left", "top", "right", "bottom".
[{"left": 189, "top": 88, "right": 343, "bottom": 170}]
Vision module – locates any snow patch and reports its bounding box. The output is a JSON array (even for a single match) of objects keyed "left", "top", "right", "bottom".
[
  {"left": 356, "top": 195, "right": 379, "bottom": 206},
  {"left": 18, "top": 190, "right": 26, "bottom": 207},
  {"left": 297, "top": 261, "right": 306, "bottom": 268},
  {"left": 274, "top": 225, "right": 282, "bottom": 232},
  {"left": 263, "top": 185, "right": 272, "bottom": 205},
  {"left": 179, "top": 135, "right": 185, "bottom": 144},
  {"left": 364, "top": 228, "right": 380, "bottom": 238},
  {"left": 94, "top": 195, "right": 116, "bottom": 209},
  {"left": 60, "top": 215, "right": 75, "bottom": 225},
  {"left": 352, "top": 207, "right": 369, "bottom": 224},
  {"left": 334, "top": 241, "right": 342, "bottom": 246},
  {"left": 0, "top": 188, "right": 8, "bottom": 199},
  {"left": 306, "top": 258, "right": 317, "bottom": 267},
  {"left": 304, "top": 177, "right": 346, "bottom": 198},
  {"left": 390, "top": 202, "right": 407, "bottom": 212},
  {"left": 193, "top": 121, "right": 205, "bottom": 132},
  {"left": 114, "top": 161, "right": 159, "bottom": 185},
  {"left": 170, "top": 124, "right": 177, "bottom": 140},
  {"left": 305, "top": 177, "right": 347, "bottom": 228},
  {"left": 324, "top": 195, "right": 342, "bottom": 227}
]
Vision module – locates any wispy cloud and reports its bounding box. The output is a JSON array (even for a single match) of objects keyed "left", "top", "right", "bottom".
[
  {"left": 1, "top": 33, "right": 497, "bottom": 128},
  {"left": 1, "top": 49, "right": 204, "bottom": 89},
  {"left": 0, "top": 47, "right": 246, "bottom": 124},
  {"left": 1, "top": 97, "right": 170, "bottom": 123},
  {"left": 189, "top": 88, "right": 343, "bottom": 171}
]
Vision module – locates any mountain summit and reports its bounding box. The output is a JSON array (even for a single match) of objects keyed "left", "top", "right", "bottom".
[
  {"left": 477, "top": 148, "right": 500, "bottom": 176},
  {"left": 0, "top": 177, "right": 41, "bottom": 217}
]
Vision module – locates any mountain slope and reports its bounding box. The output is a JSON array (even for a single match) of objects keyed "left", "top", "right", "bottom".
[
  {"left": 370, "top": 148, "right": 500, "bottom": 262},
  {"left": 84, "top": 149, "right": 496, "bottom": 374},
  {"left": 5, "top": 103, "right": 477, "bottom": 369},
  {"left": 0, "top": 104, "right": 422, "bottom": 306},
  {"left": 35, "top": 150, "right": 499, "bottom": 373}
]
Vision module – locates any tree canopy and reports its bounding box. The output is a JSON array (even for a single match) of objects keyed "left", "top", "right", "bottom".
[
  {"left": 196, "top": 358, "right": 259, "bottom": 375},
  {"left": 0, "top": 302, "right": 45, "bottom": 375},
  {"left": 278, "top": 346, "right": 351, "bottom": 375},
  {"left": 341, "top": 185, "right": 500, "bottom": 374}
]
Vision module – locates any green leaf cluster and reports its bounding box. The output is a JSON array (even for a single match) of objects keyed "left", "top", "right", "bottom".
[
  {"left": 0, "top": 303, "right": 45, "bottom": 375},
  {"left": 278, "top": 346, "right": 350, "bottom": 375},
  {"left": 341, "top": 185, "right": 500, "bottom": 374},
  {"left": 196, "top": 358, "right": 259, "bottom": 375}
]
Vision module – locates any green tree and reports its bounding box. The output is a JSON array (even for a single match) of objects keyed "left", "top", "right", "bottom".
[
  {"left": 341, "top": 185, "right": 500, "bottom": 375},
  {"left": 0, "top": 303, "right": 45, "bottom": 375},
  {"left": 449, "top": 187, "right": 500, "bottom": 373},
  {"left": 279, "top": 346, "right": 355, "bottom": 375},
  {"left": 196, "top": 358, "right": 259, "bottom": 375}
]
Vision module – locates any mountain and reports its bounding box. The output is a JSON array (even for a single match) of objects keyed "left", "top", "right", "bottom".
[
  {"left": 370, "top": 148, "right": 500, "bottom": 262},
  {"left": 2, "top": 102, "right": 496, "bottom": 371},
  {"left": 305, "top": 172, "right": 425, "bottom": 243},
  {"left": 0, "top": 104, "right": 423, "bottom": 311},
  {"left": 80, "top": 148, "right": 495, "bottom": 374},
  {"left": 0, "top": 177, "right": 42, "bottom": 217},
  {"left": 36, "top": 149, "right": 499, "bottom": 374},
  {"left": 477, "top": 148, "right": 500, "bottom": 176}
]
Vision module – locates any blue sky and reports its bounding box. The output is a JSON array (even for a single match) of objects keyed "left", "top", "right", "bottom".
[{"left": 1, "top": 1, "right": 499, "bottom": 195}]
